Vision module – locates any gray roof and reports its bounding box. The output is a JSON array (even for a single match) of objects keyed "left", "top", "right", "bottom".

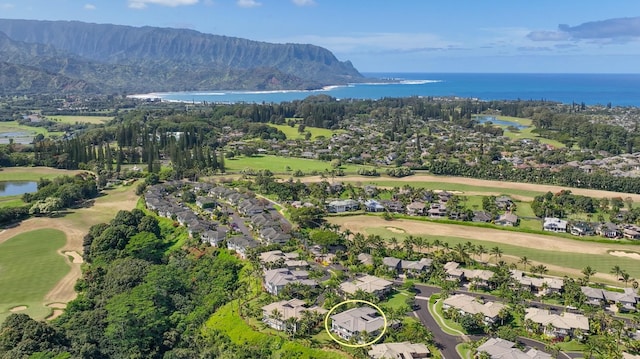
[{"left": 331, "top": 307, "right": 385, "bottom": 333}]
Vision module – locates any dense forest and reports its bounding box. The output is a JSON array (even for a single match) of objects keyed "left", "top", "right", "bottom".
[{"left": 0, "top": 209, "right": 255, "bottom": 359}]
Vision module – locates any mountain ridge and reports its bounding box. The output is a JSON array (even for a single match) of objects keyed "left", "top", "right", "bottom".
[{"left": 0, "top": 18, "right": 365, "bottom": 95}]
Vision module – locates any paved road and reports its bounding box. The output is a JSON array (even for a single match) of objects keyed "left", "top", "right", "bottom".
[{"left": 413, "top": 285, "right": 463, "bottom": 359}]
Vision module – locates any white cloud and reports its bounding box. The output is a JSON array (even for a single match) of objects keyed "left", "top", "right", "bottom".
[
  {"left": 84, "top": 3, "right": 96, "bottom": 10},
  {"left": 237, "top": 0, "right": 261, "bottom": 8},
  {"left": 271, "top": 32, "right": 460, "bottom": 54},
  {"left": 292, "top": 0, "right": 315, "bottom": 6},
  {"left": 0, "top": 3, "right": 14, "bottom": 10},
  {"left": 128, "top": 0, "right": 199, "bottom": 9}
]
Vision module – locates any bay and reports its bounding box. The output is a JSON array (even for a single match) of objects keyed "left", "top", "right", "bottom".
[{"left": 148, "top": 73, "right": 640, "bottom": 107}]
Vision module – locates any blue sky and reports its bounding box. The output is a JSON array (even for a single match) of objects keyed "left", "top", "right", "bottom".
[{"left": 1, "top": 0, "right": 640, "bottom": 73}]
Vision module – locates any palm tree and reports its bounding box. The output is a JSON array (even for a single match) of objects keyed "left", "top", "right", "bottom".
[
  {"left": 620, "top": 270, "right": 634, "bottom": 287},
  {"left": 531, "top": 264, "right": 548, "bottom": 275},
  {"left": 389, "top": 237, "right": 400, "bottom": 252},
  {"left": 490, "top": 246, "right": 503, "bottom": 263},
  {"left": 454, "top": 242, "right": 469, "bottom": 264},
  {"left": 518, "top": 256, "right": 531, "bottom": 271},
  {"left": 582, "top": 266, "right": 596, "bottom": 284},
  {"left": 475, "top": 244, "right": 487, "bottom": 263},
  {"left": 610, "top": 265, "right": 623, "bottom": 280}
]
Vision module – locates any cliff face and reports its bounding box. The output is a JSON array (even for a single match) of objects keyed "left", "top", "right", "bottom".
[{"left": 0, "top": 19, "right": 364, "bottom": 95}]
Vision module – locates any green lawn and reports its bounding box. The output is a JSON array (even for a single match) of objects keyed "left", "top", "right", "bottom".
[
  {"left": 352, "top": 179, "right": 544, "bottom": 198},
  {"left": 0, "top": 195, "right": 26, "bottom": 208},
  {"left": 0, "top": 229, "right": 69, "bottom": 322},
  {"left": 203, "top": 301, "right": 349, "bottom": 359},
  {"left": 0, "top": 167, "right": 84, "bottom": 182},
  {"left": 428, "top": 295, "right": 465, "bottom": 335},
  {"left": 269, "top": 123, "right": 344, "bottom": 140},
  {"left": 365, "top": 227, "right": 640, "bottom": 280},
  {"left": 383, "top": 289, "right": 413, "bottom": 311},
  {"left": 225, "top": 154, "right": 373, "bottom": 174},
  {"left": 47, "top": 115, "right": 113, "bottom": 124},
  {"left": 0, "top": 120, "right": 63, "bottom": 138}
]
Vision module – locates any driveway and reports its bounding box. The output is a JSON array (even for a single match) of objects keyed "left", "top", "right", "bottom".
[{"left": 413, "top": 284, "right": 463, "bottom": 359}]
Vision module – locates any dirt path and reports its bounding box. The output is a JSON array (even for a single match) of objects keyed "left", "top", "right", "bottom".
[
  {"left": 331, "top": 215, "right": 626, "bottom": 283},
  {"left": 300, "top": 174, "right": 640, "bottom": 201},
  {"left": 0, "top": 183, "right": 139, "bottom": 307},
  {"left": 329, "top": 216, "right": 625, "bottom": 255}
]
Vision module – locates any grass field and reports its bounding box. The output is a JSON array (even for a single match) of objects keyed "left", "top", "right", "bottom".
[
  {"left": 348, "top": 179, "right": 544, "bottom": 199},
  {"left": 225, "top": 154, "right": 373, "bottom": 174},
  {"left": 0, "top": 121, "right": 63, "bottom": 138},
  {"left": 269, "top": 123, "right": 344, "bottom": 140},
  {"left": 493, "top": 115, "right": 566, "bottom": 149},
  {"left": 203, "top": 301, "right": 348, "bottom": 359},
  {"left": 0, "top": 167, "right": 85, "bottom": 182},
  {"left": 47, "top": 115, "right": 114, "bottom": 124},
  {"left": 0, "top": 229, "right": 69, "bottom": 322},
  {"left": 0, "top": 195, "right": 26, "bottom": 208}
]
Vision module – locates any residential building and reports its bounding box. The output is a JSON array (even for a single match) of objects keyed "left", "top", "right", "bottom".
[
  {"left": 263, "top": 268, "right": 317, "bottom": 296},
  {"left": 477, "top": 338, "right": 552, "bottom": 359},
  {"left": 510, "top": 270, "right": 564, "bottom": 295},
  {"left": 368, "top": 342, "right": 431, "bottom": 359},
  {"left": 364, "top": 199, "right": 386, "bottom": 212},
  {"left": 382, "top": 257, "right": 432, "bottom": 277},
  {"left": 570, "top": 222, "right": 594, "bottom": 236},
  {"left": 330, "top": 307, "right": 385, "bottom": 341},
  {"left": 442, "top": 294, "right": 506, "bottom": 324},
  {"left": 543, "top": 218, "right": 568, "bottom": 233},
  {"left": 340, "top": 275, "right": 393, "bottom": 298},
  {"left": 596, "top": 222, "right": 620, "bottom": 238},
  {"left": 581, "top": 286, "right": 638, "bottom": 312},
  {"left": 406, "top": 201, "right": 426, "bottom": 216},
  {"left": 261, "top": 299, "right": 327, "bottom": 332},
  {"left": 226, "top": 235, "right": 258, "bottom": 259},
  {"left": 495, "top": 213, "right": 518, "bottom": 226},
  {"left": 525, "top": 308, "right": 589, "bottom": 338},
  {"left": 327, "top": 199, "right": 360, "bottom": 213}
]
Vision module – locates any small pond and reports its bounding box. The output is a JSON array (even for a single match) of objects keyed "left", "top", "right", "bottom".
[
  {"left": 0, "top": 181, "right": 38, "bottom": 197},
  {"left": 475, "top": 116, "right": 528, "bottom": 130}
]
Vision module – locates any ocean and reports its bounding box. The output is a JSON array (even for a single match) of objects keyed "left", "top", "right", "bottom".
[{"left": 150, "top": 73, "right": 640, "bottom": 107}]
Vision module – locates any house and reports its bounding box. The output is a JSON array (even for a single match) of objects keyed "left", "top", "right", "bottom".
[
  {"left": 259, "top": 227, "right": 292, "bottom": 244},
  {"left": 358, "top": 253, "right": 374, "bottom": 266},
  {"left": 406, "top": 201, "right": 426, "bottom": 216},
  {"left": 383, "top": 257, "right": 432, "bottom": 277},
  {"left": 226, "top": 235, "right": 258, "bottom": 259},
  {"left": 364, "top": 199, "right": 386, "bottom": 213},
  {"left": 261, "top": 299, "right": 327, "bottom": 332},
  {"left": 263, "top": 268, "right": 317, "bottom": 296},
  {"left": 442, "top": 294, "right": 506, "bottom": 324},
  {"left": 339, "top": 275, "right": 393, "bottom": 298},
  {"left": 368, "top": 342, "right": 430, "bottom": 359},
  {"left": 382, "top": 200, "right": 405, "bottom": 213},
  {"left": 581, "top": 286, "right": 605, "bottom": 306},
  {"left": 330, "top": 307, "right": 386, "bottom": 342},
  {"left": 543, "top": 218, "right": 568, "bottom": 233},
  {"left": 581, "top": 286, "right": 638, "bottom": 311},
  {"left": 570, "top": 222, "right": 594, "bottom": 236},
  {"left": 444, "top": 261, "right": 465, "bottom": 282},
  {"left": 495, "top": 213, "right": 519, "bottom": 226},
  {"left": 462, "top": 269, "right": 495, "bottom": 289},
  {"left": 259, "top": 250, "right": 300, "bottom": 266},
  {"left": 510, "top": 270, "right": 564, "bottom": 295},
  {"left": 596, "top": 222, "right": 620, "bottom": 238},
  {"left": 622, "top": 224, "right": 640, "bottom": 240},
  {"left": 495, "top": 196, "right": 514, "bottom": 211},
  {"left": 525, "top": 308, "right": 589, "bottom": 339},
  {"left": 195, "top": 196, "right": 216, "bottom": 209},
  {"left": 477, "top": 338, "right": 552, "bottom": 359},
  {"left": 473, "top": 211, "right": 493, "bottom": 223},
  {"left": 327, "top": 199, "right": 360, "bottom": 213},
  {"left": 201, "top": 228, "right": 228, "bottom": 247},
  {"left": 427, "top": 203, "right": 447, "bottom": 218}
]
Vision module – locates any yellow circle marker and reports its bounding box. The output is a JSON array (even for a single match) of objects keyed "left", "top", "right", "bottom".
[{"left": 323, "top": 299, "right": 388, "bottom": 348}]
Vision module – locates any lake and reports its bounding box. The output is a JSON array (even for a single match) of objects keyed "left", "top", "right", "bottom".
[
  {"left": 475, "top": 116, "right": 528, "bottom": 130},
  {"left": 0, "top": 181, "right": 38, "bottom": 197}
]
